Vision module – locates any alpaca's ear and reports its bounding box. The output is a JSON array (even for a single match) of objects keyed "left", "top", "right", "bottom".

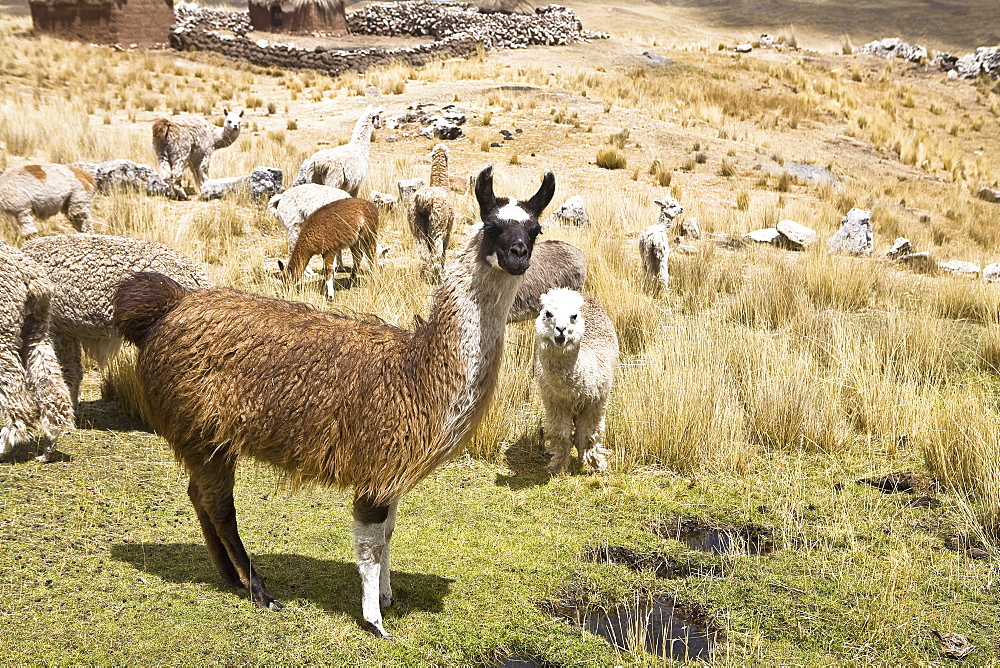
[
  {"left": 524, "top": 170, "right": 556, "bottom": 219},
  {"left": 277, "top": 260, "right": 285, "bottom": 272},
  {"left": 653, "top": 199, "right": 665, "bottom": 207},
  {"left": 223, "top": 107, "right": 229, "bottom": 117},
  {"left": 475, "top": 165, "right": 496, "bottom": 217}
]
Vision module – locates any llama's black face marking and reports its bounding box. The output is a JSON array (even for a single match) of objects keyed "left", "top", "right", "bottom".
[{"left": 475, "top": 166, "right": 555, "bottom": 276}]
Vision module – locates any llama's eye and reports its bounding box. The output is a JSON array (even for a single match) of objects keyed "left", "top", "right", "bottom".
[
  {"left": 543, "top": 310, "right": 552, "bottom": 319},
  {"left": 570, "top": 314, "right": 577, "bottom": 323}
]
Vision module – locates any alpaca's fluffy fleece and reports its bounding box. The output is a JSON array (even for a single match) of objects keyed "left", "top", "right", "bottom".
[
  {"left": 268, "top": 183, "right": 351, "bottom": 250},
  {"left": 292, "top": 106, "right": 383, "bottom": 195},
  {"left": 408, "top": 145, "right": 454, "bottom": 283},
  {"left": 0, "top": 164, "right": 96, "bottom": 239},
  {"left": 638, "top": 223, "right": 670, "bottom": 294},
  {"left": 22, "top": 234, "right": 210, "bottom": 412},
  {"left": 534, "top": 288, "right": 619, "bottom": 475},
  {"left": 152, "top": 108, "right": 244, "bottom": 193},
  {"left": 0, "top": 242, "right": 74, "bottom": 462}
]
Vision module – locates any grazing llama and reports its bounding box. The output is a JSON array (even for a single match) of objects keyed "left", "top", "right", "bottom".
[
  {"left": 278, "top": 197, "right": 380, "bottom": 297},
  {"left": 291, "top": 106, "right": 383, "bottom": 195},
  {"left": 0, "top": 164, "right": 96, "bottom": 239},
  {"left": 0, "top": 242, "right": 74, "bottom": 463},
  {"left": 508, "top": 240, "right": 586, "bottom": 322},
  {"left": 152, "top": 108, "right": 244, "bottom": 195},
  {"left": 409, "top": 144, "right": 455, "bottom": 283},
  {"left": 534, "top": 288, "right": 619, "bottom": 475},
  {"left": 22, "top": 234, "right": 210, "bottom": 413},
  {"left": 268, "top": 183, "right": 351, "bottom": 250},
  {"left": 111, "top": 165, "right": 555, "bottom": 638}
]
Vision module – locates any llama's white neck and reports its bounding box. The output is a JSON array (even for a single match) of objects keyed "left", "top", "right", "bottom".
[
  {"left": 350, "top": 116, "right": 375, "bottom": 156},
  {"left": 423, "top": 232, "right": 522, "bottom": 459},
  {"left": 215, "top": 125, "right": 240, "bottom": 150}
]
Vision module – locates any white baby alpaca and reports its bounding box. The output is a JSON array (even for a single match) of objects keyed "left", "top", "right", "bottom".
[{"left": 534, "top": 288, "right": 619, "bottom": 475}]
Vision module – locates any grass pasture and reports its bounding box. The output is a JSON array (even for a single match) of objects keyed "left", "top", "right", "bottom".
[{"left": 1, "top": 1, "right": 1000, "bottom": 664}]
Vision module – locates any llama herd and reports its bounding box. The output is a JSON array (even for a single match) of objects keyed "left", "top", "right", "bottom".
[{"left": 0, "top": 101, "right": 671, "bottom": 637}]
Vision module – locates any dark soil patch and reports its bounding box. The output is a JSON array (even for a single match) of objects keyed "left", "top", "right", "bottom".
[
  {"left": 650, "top": 516, "right": 776, "bottom": 555},
  {"left": 583, "top": 544, "right": 721, "bottom": 578},
  {"left": 857, "top": 470, "right": 940, "bottom": 494},
  {"left": 944, "top": 531, "right": 996, "bottom": 561},
  {"left": 543, "top": 585, "right": 721, "bottom": 661}
]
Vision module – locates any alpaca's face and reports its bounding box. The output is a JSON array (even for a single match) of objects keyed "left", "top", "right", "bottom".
[
  {"left": 475, "top": 166, "right": 555, "bottom": 276},
  {"left": 654, "top": 196, "right": 683, "bottom": 221},
  {"left": 222, "top": 108, "right": 244, "bottom": 134},
  {"left": 370, "top": 107, "right": 384, "bottom": 130},
  {"left": 536, "top": 288, "right": 585, "bottom": 348}
]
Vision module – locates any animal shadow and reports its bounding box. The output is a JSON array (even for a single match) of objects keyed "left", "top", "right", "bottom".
[
  {"left": 111, "top": 543, "right": 452, "bottom": 627},
  {"left": 76, "top": 398, "right": 153, "bottom": 433},
  {"left": 0, "top": 438, "right": 71, "bottom": 464},
  {"left": 495, "top": 432, "right": 551, "bottom": 490}
]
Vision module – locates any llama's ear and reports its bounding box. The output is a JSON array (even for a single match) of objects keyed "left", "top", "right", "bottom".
[
  {"left": 277, "top": 260, "right": 285, "bottom": 272},
  {"left": 239, "top": 109, "right": 245, "bottom": 118},
  {"left": 223, "top": 107, "right": 229, "bottom": 117},
  {"left": 653, "top": 199, "right": 664, "bottom": 207},
  {"left": 524, "top": 170, "right": 556, "bottom": 219},
  {"left": 475, "top": 165, "right": 496, "bottom": 216}
]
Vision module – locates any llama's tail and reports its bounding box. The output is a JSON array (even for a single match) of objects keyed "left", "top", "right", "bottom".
[
  {"left": 113, "top": 272, "right": 189, "bottom": 347},
  {"left": 151, "top": 119, "right": 172, "bottom": 154},
  {"left": 22, "top": 276, "right": 75, "bottom": 439}
]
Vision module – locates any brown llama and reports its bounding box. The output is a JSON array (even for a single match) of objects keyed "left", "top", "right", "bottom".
[
  {"left": 277, "top": 197, "right": 380, "bottom": 297},
  {"left": 111, "top": 165, "right": 555, "bottom": 637}
]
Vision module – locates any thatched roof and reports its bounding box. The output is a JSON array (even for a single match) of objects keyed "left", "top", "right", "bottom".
[{"left": 247, "top": 0, "right": 343, "bottom": 9}]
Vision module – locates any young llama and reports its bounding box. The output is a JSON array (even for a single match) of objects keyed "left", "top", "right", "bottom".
[
  {"left": 111, "top": 165, "right": 555, "bottom": 638},
  {"left": 409, "top": 144, "right": 455, "bottom": 283},
  {"left": 291, "top": 106, "right": 383, "bottom": 195},
  {"left": 152, "top": 108, "right": 244, "bottom": 194}
]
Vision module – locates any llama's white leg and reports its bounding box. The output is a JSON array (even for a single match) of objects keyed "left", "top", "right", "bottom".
[
  {"left": 574, "top": 408, "right": 611, "bottom": 473},
  {"left": 25, "top": 338, "right": 73, "bottom": 463},
  {"left": 16, "top": 211, "right": 39, "bottom": 239},
  {"left": 544, "top": 404, "right": 574, "bottom": 475},
  {"left": 66, "top": 194, "right": 93, "bottom": 233},
  {"left": 380, "top": 501, "right": 398, "bottom": 608},
  {"left": 353, "top": 519, "right": 390, "bottom": 638},
  {"left": 194, "top": 155, "right": 210, "bottom": 189}
]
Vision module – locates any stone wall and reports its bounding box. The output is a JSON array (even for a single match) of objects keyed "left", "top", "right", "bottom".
[{"left": 170, "top": 1, "right": 604, "bottom": 76}]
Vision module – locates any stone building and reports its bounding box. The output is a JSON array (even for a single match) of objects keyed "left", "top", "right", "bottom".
[
  {"left": 248, "top": 0, "right": 346, "bottom": 35},
  {"left": 29, "top": 0, "right": 174, "bottom": 47}
]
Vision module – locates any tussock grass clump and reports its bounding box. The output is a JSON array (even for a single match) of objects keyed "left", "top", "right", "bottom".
[
  {"left": 977, "top": 326, "right": 1000, "bottom": 372},
  {"left": 726, "top": 259, "right": 806, "bottom": 329},
  {"left": 931, "top": 279, "right": 1000, "bottom": 323},
  {"left": 596, "top": 145, "right": 627, "bottom": 170},
  {"left": 856, "top": 310, "right": 961, "bottom": 384},
  {"left": 798, "top": 251, "right": 889, "bottom": 311}
]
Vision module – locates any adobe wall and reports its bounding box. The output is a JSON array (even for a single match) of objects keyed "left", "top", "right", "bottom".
[{"left": 30, "top": 0, "right": 174, "bottom": 46}]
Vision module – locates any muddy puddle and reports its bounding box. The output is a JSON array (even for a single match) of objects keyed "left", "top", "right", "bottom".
[
  {"left": 652, "top": 516, "right": 776, "bottom": 555},
  {"left": 546, "top": 594, "right": 719, "bottom": 661},
  {"left": 584, "top": 544, "right": 720, "bottom": 578}
]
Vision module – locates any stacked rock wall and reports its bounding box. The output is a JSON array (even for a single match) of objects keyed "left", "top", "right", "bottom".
[{"left": 170, "top": 1, "right": 604, "bottom": 75}]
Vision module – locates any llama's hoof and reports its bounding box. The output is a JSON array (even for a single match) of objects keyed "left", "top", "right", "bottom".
[
  {"left": 268, "top": 600, "right": 284, "bottom": 612},
  {"left": 34, "top": 453, "right": 52, "bottom": 464},
  {"left": 366, "top": 620, "right": 393, "bottom": 639}
]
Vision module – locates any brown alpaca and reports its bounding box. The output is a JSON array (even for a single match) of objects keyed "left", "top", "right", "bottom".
[
  {"left": 278, "top": 197, "right": 380, "bottom": 297},
  {"left": 111, "top": 165, "right": 555, "bottom": 637}
]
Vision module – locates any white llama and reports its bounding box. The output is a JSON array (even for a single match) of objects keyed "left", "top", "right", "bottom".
[
  {"left": 292, "top": 106, "right": 383, "bottom": 195},
  {"left": 152, "top": 108, "right": 244, "bottom": 195}
]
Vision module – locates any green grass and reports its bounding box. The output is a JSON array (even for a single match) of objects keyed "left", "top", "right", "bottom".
[{"left": 1, "top": 381, "right": 997, "bottom": 665}]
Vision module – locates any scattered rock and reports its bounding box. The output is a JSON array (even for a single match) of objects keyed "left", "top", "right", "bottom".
[
  {"left": 746, "top": 228, "right": 780, "bottom": 244},
  {"left": 369, "top": 191, "right": 397, "bottom": 207},
  {"left": 982, "top": 263, "right": 1000, "bottom": 283},
  {"left": 827, "top": 208, "right": 873, "bottom": 255},
  {"left": 71, "top": 159, "right": 184, "bottom": 199},
  {"left": 977, "top": 187, "right": 1000, "bottom": 203},
  {"left": 758, "top": 34, "right": 774, "bottom": 48},
  {"left": 899, "top": 251, "right": 934, "bottom": 270},
  {"left": 642, "top": 51, "right": 668, "bottom": 65},
  {"left": 938, "top": 260, "right": 981, "bottom": 278},
  {"left": 545, "top": 195, "right": 589, "bottom": 227},
  {"left": 775, "top": 219, "right": 818, "bottom": 250},
  {"left": 933, "top": 630, "right": 976, "bottom": 660},
  {"left": 397, "top": 177, "right": 425, "bottom": 204},
  {"left": 679, "top": 216, "right": 701, "bottom": 240},
  {"left": 199, "top": 175, "right": 249, "bottom": 200},
  {"left": 248, "top": 166, "right": 283, "bottom": 203},
  {"left": 943, "top": 45, "right": 1000, "bottom": 80},
  {"left": 675, "top": 243, "right": 698, "bottom": 255},
  {"left": 886, "top": 237, "right": 913, "bottom": 259},
  {"left": 735, "top": 43, "right": 752, "bottom": 53},
  {"left": 857, "top": 37, "right": 927, "bottom": 62}
]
